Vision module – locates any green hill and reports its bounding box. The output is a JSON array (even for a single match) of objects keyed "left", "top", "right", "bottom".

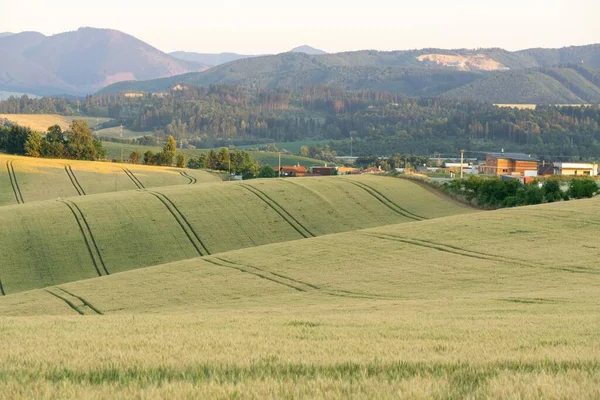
[
  {"left": 0, "top": 154, "right": 220, "bottom": 206},
  {"left": 0, "top": 174, "right": 472, "bottom": 294},
  {"left": 99, "top": 44, "right": 600, "bottom": 104},
  {"left": 0, "top": 197, "right": 598, "bottom": 397}
]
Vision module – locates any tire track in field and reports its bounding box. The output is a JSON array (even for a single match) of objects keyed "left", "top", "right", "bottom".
[
  {"left": 0, "top": 279, "right": 5, "bottom": 296},
  {"left": 180, "top": 170, "right": 197, "bottom": 184},
  {"left": 239, "top": 183, "right": 314, "bottom": 238},
  {"left": 59, "top": 199, "right": 109, "bottom": 277},
  {"left": 64, "top": 166, "right": 86, "bottom": 196},
  {"left": 145, "top": 190, "right": 210, "bottom": 256},
  {"left": 362, "top": 232, "right": 536, "bottom": 267},
  {"left": 345, "top": 180, "right": 425, "bottom": 221},
  {"left": 122, "top": 168, "right": 145, "bottom": 189},
  {"left": 212, "top": 257, "right": 388, "bottom": 300},
  {"left": 68, "top": 165, "right": 86, "bottom": 195},
  {"left": 6, "top": 161, "right": 24, "bottom": 204},
  {"left": 45, "top": 287, "right": 102, "bottom": 315}
]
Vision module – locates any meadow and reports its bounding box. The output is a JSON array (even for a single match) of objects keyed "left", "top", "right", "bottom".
[
  {"left": 0, "top": 198, "right": 599, "bottom": 398},
  {"left": 0, "top": 114, "right": 111, "bottom": 132}
]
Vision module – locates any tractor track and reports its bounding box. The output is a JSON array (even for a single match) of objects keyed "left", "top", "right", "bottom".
[
  {"left": 64, "top": 165, "right": 86, "bottom": 196},
  {"left": 145, "top": 190, "right": 210, "bottom": 256},
  {"left": 346, "top": 180, "right": 424, "bottom": 221},
  {"left": 6, "top": 161, "right": 24, "bottom": 204},
  {"left": 239, "top": 183, "right": 315, "bottom": 238},
  {"left": 122, "top": 168, "right": 145, "bottom": 189},
  {"left": 60, "top": 199, "right": 109, "bottom": 276},
  {"left": 45, "top": 287, "right": 102, "bottom": 315},
  {"left": 0, "top": 279, "right": 5, "bottom": 296},
  {"left": 212, "top": 257, "right": 386, "bottom": 300},
  {"left": 180, "top": 171, "right": 197, "bottom": 184}
]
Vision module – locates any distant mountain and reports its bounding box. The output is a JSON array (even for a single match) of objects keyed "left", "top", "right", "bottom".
[
  {"left": 102, "top": 44, "right": 600, "bottom": 104},
  {"left": 0, "top": 27, "right": 208, "bottom": 96},
  {"left": 0, "top": 33, "right": 13, "bottom": 38},
  {"left": 290, "top": 45, "right": 327, "bottom": 55},
  {"left": 169, "top": 51, "right": 254, "bottom": 67}
]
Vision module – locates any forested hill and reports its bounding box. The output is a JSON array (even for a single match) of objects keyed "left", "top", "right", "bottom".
[
  {"left": 99, "top": 44, "right": 600, "bottom": 104},
  {"left": 5, "top": 86, "right": 600, "bottom": 159}
]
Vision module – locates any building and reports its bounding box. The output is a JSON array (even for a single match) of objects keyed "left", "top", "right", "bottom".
[
  {"left": 337, "top": 167, "right": 360, "bottom": 175},
  {"left": 553, "top": 162, "right": 598, "bottom": 176},
  {"left": 311, "top": 166, "right": 338, "bottom": 176},
  {"left": 277, "top": 165, "right": 307, "bottom": 177},
  {"left": 443, "top": 162, "right": 472, "bottom": 174},
  {"left": 481, "top": 152, "right": 538, "bottom": 176}
]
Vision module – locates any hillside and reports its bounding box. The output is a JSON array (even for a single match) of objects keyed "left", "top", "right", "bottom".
[
  {"left": 0, "top": 28, "right": 208, "bottom": 95},
  {"left": 0, "top": 154, "right": 220, "bottom": 206},
  {"left": 0, "top": 197, "right": 598, "bottom": 397},
  {"left": 0, "top": 174, "right": 472, "bottom": 294},
  {"left": 290, "top": 45, "right": 327, "bottom": 55},
  {"left": 102, "top": 44, "right": 600, "bottom": 103}
]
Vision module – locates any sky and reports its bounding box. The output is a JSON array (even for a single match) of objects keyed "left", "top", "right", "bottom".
[{"left": 2, "top": 0, "right": 599, "bottom": 54}]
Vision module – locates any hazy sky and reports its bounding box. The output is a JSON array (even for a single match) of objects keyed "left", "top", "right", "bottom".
[{"left": 2, "top": 0, "right": 598, "bottom": 53}]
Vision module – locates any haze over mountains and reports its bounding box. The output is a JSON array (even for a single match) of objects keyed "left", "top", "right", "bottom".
[
  {"left": 2, "top": 27, "right": 600, "bottom": 104},
  {"left": 169, "top": 45, "right": 327, "bottom": 68}
]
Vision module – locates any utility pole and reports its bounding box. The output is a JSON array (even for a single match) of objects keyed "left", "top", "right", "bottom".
[
  {"left": 228, "top": 153, "right": 231, "bottom": 181},
  {"left": 278, "top": 152, "right": 281, "bottom": 177},
  {"left": 460, "top": 149, "right": 465, "bottom": 179},
  {"left": 350, "top": 133, "right": 353, "bottom": 157}
]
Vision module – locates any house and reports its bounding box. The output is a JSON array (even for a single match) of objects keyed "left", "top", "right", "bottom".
[
  {"left": 277, "top": 165, "right": 307, "bottom": 177},
  {"left": 481, "top": 152, "right": 538, "bottom": 177},
  {"left": 538, "top": 162, "right": 554, "bottom": 176},
  {"left": 553, "top": 162, "right": 598, "bottom": 176},
  {"left": 337, "top": 167, "right": 360, "bottom": 175},
  {"left": 311, "top": 166, "right": 338, "bottom": 176},
  {"left": 362, "top": 166, "right": 382, "bottom": 174},
  {"left": 443, "top": 162, "right": 471, "bottom": 174}
]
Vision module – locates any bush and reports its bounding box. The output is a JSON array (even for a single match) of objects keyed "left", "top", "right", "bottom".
[{"left": 568, "top": 179, "right": 598, "bottom": 199}]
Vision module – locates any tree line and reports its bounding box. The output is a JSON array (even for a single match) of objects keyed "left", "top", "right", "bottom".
[
  {"left": 0, "top": 121, "right": 105, "bottom": 161},
  {"left": 3, "top": 86, "right": 600, "bottom": 158}
]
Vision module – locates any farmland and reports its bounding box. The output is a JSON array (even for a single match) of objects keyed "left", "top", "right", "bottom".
[
  {"left": 0, "top": 114, "right": 111, "bottom": 132},
  {"left": 0, "top": 198, "right": 599, "bottom": 397},
  {"left": 0, "top": 154, "right": 219, "bottom": 205},
  {"left": 0, "top": 169, "right": 472, "bottom": 293},
  {"left": 101, "top": 141, "right": 326, "bottom": 168}
]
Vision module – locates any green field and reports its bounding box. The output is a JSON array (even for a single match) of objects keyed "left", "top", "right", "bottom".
[
  {"left": 95, "top": 126, "right": 151, "bottom": 139},
  {"left": 0, "top": 114, "right": 111, "bottom": 132},
  {"left": 1, "top": 156, "right": 600, "bottom": 398},
  {"left": 1, "top": 197, "right": 599, "bottom": 397},
  {"left": 236, "top": 139, "right": 331, "bottom": 154},
  {"left": 0, "top": 173, "right": 471, "bottom": 294},
  {"left": 0, "top": 154, "right": 220, "bottom": 205},
  {"left": 102, "top": 141, "right": 326, "bottom": 168}
]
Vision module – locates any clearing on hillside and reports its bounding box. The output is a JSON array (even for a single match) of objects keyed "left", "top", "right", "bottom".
[
  {"left": 0, "top": 114, "right": 111, "bottom": 132},
  {"left": 0, "top": 154, "right": 220, "bottom": 205},
  {"left": 0, "top": 175, "right": 472, "bottom": 294},
  {"left": 0, "top": 199, "right": 599, "bottom": 397}
]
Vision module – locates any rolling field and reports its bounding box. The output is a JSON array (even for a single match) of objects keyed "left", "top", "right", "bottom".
[
  {"left": 0, "top": 114, "right": 111, "bottom": 132},
  {"left": 0, "top": 199, "right": 599, "bottom": 397},
  {"left": 0, "top": 174, "right": 472, "bottom": 294},
  {"left": 0, "top": 154, "right": 220, "bottom": 205}
]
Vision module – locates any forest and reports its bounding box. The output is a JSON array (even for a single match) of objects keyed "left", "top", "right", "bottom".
[{"left": 1, "top": 85, "right": 600, "bottom": 159}]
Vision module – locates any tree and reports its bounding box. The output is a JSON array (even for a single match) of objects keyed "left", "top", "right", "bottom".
[
  {"left": 143, "top": 150, "right": 155, "bottom": 165},
  {"left": 46, "top": 125, "right": 63, "bottom": 143},
  {"left": 161, "top": 135, "right": 177, "bottom": 166},
  {"left": 24, "top": 131, "right": 42, "bottom": 157},
  {"left": 217, "top": 148, "right": 230, "bottom": 171},
  {"left": 542, "top": 180, "right": 562, "bottom": 202},
  {"left": 176, "top": 153, "right": 185, "bottom": 168},
  {"left": 207, "top": 149, "right": 218, "bottom": 169},
  {"left": 130, "top": 151, "right": 140, "bottom": 164},
  {"left": 187, "top": 153, "right": 207, "bottom": 169},
  {"left": 257, "top": 165, "right": 277, "bottom": 178},
  {"left": 568, "top": 179, "right": 598, "bottom": 199},
  {"left": 299, "top": 145, "right": 309, "bottom": 157},
  {"left": 66, "top": 120, "right": 97, "bottom": 160},
  {"left": 6, "top": 125, "right": 31, "bottom": 154}
]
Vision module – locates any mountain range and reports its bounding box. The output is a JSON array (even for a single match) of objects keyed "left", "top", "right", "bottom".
[
  {"left": 0, "top": 28, "right": 208, "bottom": 95},
  {"left": 2, "top": 26, "right": 600, "bottom": 104},
  {"left": 169, "top": 45, "right": 327, "bottom": 67}
]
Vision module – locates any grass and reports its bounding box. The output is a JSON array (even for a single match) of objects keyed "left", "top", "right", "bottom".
[
  {"left": 0, "top": 114, "right": 112, "bottom": 132},
  {"left": 95, "top": 126, "right": 151, "bottom": 139},
  {"left": 102, "top": 141, "right": 326, "bottom": 168},
  {"left": 0, "top": 154, "right": 220, "bottom": 205},
  {"left": 0, "top": 198, "right": 600, "bottom": 397},
  {"left": 235, "top": 139, "right": 331, "bottom": 154},
  {"left": 0, "top": 174, "right": 471, "bottom": 294}
]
